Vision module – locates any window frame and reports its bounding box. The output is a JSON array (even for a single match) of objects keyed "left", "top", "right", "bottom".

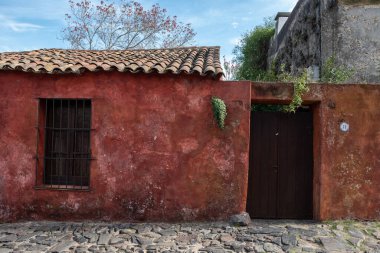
[{"left": 34, "top": 98, "right": 94, "bottom": 191}]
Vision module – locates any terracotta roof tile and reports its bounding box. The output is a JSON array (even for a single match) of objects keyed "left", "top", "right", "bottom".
[{"left": 0, "top": 46, "right": 224, "bottom": 78}]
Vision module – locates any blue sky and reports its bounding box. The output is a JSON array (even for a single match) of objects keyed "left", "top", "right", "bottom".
[{"left": 0, "top": 0, "right": 297, "bottom": 59}]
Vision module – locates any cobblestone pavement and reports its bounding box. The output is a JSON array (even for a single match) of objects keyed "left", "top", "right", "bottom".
[{"left": 0, "top": 220, "right": 379, "bottom": 253}]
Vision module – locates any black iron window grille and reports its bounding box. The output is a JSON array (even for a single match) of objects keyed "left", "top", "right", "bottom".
[{"left": 35, "top": 99, "right": 93, "bottom": 190}]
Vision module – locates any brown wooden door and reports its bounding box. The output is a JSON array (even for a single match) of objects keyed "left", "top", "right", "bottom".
[{"left": 247, "top": 110, "right": 313, "bottom": 219}]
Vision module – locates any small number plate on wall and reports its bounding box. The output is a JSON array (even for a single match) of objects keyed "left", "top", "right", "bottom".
[{"left": 340, "top": 122, "right": 349, "bottom": 132}]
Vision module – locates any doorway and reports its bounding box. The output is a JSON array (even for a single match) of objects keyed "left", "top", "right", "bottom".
[{"left": 247, "top": 107, "right": 313, "bottom": 219}]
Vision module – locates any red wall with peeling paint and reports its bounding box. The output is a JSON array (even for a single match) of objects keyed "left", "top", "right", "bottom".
[
  {"left": 0, "top": 71, "right": 251, "bottom": 222},
  {"left": 1, "top": 73, "right": 378, "bottom": 222},
  {"left": 251, "top": 83, "right": 380, "bottom": 220}
]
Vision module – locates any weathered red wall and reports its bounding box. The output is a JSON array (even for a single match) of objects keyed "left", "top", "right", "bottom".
[
  {"left": 1, "top": 75, "right": 378, "bottom": 222},
  {"left": 252, "top": 82, "right": 380, "bottom": 220},
  {"left": 0, "top": 71, "right": 251, "bottom": 222}
]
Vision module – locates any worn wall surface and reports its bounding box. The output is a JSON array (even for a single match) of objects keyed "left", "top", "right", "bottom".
[
  {"left": 268, "top": 0, "right": 322, "bottom": 74},
  {"left": 326, "top": 3, "right": 380, "bottom": 83},
  {"left": 1, "top": 72, "right": 378, "bottom": 222},
  {"left": 269, "top": 0, "right": 380, "bottom": 83},
  {"left": 251, "top": 82, "right": 380, "bottom": 220},
  {"left": 0, "top": 71, "right": 251, "bottom": 222}
]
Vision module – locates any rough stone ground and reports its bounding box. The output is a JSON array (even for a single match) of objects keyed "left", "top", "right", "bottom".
[{"left": 0, "top": 220, "right": 379, "bottom": 253}]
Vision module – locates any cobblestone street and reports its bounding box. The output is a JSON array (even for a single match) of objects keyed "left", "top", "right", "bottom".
[{"left": 0, "top": 220, "right": 379, "bottom": 253}]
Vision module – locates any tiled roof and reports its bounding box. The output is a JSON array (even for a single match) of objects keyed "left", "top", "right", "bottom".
[{"left": 0, "top": 46, "right": 223, "bottom": 78}]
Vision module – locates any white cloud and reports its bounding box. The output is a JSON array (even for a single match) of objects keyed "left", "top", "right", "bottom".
[
  {"left": 8, "top": 22, "right": 43, "bottom": 32},
  {"left": 0, "top": 15, "right": 43, "bottom": 32},
  {"left": 231, "top": 22, "right": 239, "bottom": 29}
]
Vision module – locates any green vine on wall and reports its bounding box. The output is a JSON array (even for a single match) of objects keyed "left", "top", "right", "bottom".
[
  {"left": 211, "top": 96, "right": 227, "bottom": 129},
  {"left": 260, "top": 56, "right": 353, "bottom": 113},
  {"left": 279, "top": 68, "right": 310, "bottom": 113},
  {"left": 273, "top": 65, "right": 310, "bottom": 113}
]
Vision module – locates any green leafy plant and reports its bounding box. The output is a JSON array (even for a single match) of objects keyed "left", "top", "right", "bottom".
[
  {"left": 232, "top": 15, "right": 359, "bottom": 112},
  {"left": 233, "top": 17, "right": 275, "bottom": 81},
  {"left": 287, "top": 70, "right": 309, "bottom": 112},
  {"left": 270, "top": 65, "right": 309, "bottom": 113},
  {"left": 321, "top": 56, "right": 354, "bottom": 83},
  {"left": 250, "top": 64, "right": 310, "bottom": 113},
  {"left": 211, "top": 97, "right": 227, "bottom": 129},
  {"left": 281, "top": 68, "right": 309, "bottom": 113}
]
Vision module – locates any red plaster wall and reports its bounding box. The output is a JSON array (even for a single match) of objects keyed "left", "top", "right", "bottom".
[
  {"left": 0, "top": 71, "right": 251, "bottom": 222},
  {"left": 319, "top": 85, "right": 380, "bottom": 220},
  {"left": 251, "top": 82, "right": 380, "bottom": 220}
]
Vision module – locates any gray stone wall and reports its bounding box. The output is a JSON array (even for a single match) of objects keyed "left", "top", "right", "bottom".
[
  {"left": 269, "top": 0, "right": 380, "bottom": 83},
  {"left": 330, "top": 3, "right": 380, "bottom": 83},
  {"left": 268, "top": 0, "right": 323, "bottom": 75}
]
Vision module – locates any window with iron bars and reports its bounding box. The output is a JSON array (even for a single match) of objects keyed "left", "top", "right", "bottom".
[{"left": 35, "top": 99, "right": 92, "bottom": 190}]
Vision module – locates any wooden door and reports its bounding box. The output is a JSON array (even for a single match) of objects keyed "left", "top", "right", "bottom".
[{"left": 247, "top": 110, "right": 313, "bottom": 219}]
